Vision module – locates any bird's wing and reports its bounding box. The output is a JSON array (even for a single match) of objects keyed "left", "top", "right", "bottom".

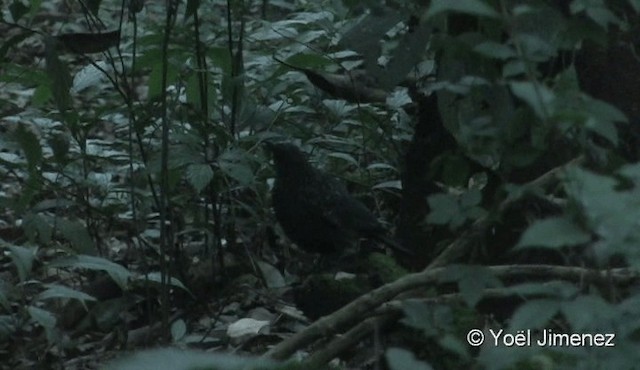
[{"left": 317, "top": 177, "right": 382, "bottom": 232}]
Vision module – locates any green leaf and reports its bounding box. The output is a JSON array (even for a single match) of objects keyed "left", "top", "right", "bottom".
[
  {"left": 28, "top": 305, "right": 59, "bottom": 344},
  {"left": 13, "top": 123, "right": 42, "bottom": 170},
  {"left": 563, "top": 167, "right": 640, "bottom": 256},
  {"left": 327, "top": 151, "right": 358, "bottom": 166},
  {"left": 139, "top": 272, "right": 192, "bottom": 295},
  {"left": 171, "top": 319, "right": 187, "bottom": 342},
  {"left": 37, "top": 284, "right": 96, "bottom": 304},
  {"left": 585, "top": 117, "right": 618, "bottom": 145},
  {"left": 585, "top": 98, "right": 627, "bottom": 122},
  {"left": 561, "top": 295, "right": 612, "bottom": 331},
  {"left": 474, "top": 41, "right": 516, "bottom": 59},
  {"left": 426, "top": 0, "right": 500, "bottom": 19},
  {"left": 340, "top": 11, "right": 404, "bottom": 63},
  {"left": 458, "top": 268, "right": 500, "bottom": 307},
  {"left": 386, "top": 347, "right": 434, "bottom": 370},
  {"left": 504, "top": 281, "right": 579, "bottom": 299},
  {"left": 218, "top": 150, "right": 254, "bottom": 186},
  {"left": 147, "top": 59, "right": 179, "bottom": 99},
  {"left": 509, "top": 299, "right": 559, "bottom": 330},
  {"left": 186, "top": 163, "right": 214, "bottom": 192},
  {"left": 510, "top": 81, "right": 555, "bottom": 118},
  {"left": 8, "top": 245, "right": 37, "bottom": 282},
  {"left": 401, "top": 300, "right": 442, "bottom": 335},
  {"left": 460, "top": 189, "right": 482, "bottom": 208},
  {"left": 618, "top": 162, "right": 640, "bottom": 183},
  {"left": 439, "top": 333, "right": 471, "bottom": 359},
  {"left": 48, "top": 132, "right": 70, "bottom": 163},
  {"left": 22, "top": 213, "right": 53, "bottom": 244},
  {"left": 57, "top": 218, "right": 96, "bottom": 254},
  {"left": 0, "top": 32, "right": 35, "bottom": 59},
  {"left": 516, "top": 216, "right": 591, "bottom": 249},
  {"left": 256, "top": 261, "right": 286, "bottom": 289},
  {"left": 440, "top": 265, "right": 501, "bottom": 307},
  {"left": 9, "top": 0, "right": 30, "bottom": 24},
  {"left": 512, "top": 33, "right": 556, "bottom": 62},
  {"left": 503, "top": 60, "right": 526, "bottom": 77},
  {"left": 28, "top": 306, "right": 56, "bottom": 329},
  {"left": 379, "top": 21, "right": 432, "bottom": 89},
  {"left": 586, "top": 6, "right": 623, "bottom": 29},
  {"left": 372, "top": 180, "right": 402, "bottom": 190},
  {"left": 50, "top": 255, "right": 131, "bottom": 290},
  {"left": 426, "top": 193, "right": 459, "bottom": 225},
  {"left": 44, "top": 36, "right": 72, "bottom": 111},
  {"left": 281, "top": 53, "right": 333, "bottom": 71}
]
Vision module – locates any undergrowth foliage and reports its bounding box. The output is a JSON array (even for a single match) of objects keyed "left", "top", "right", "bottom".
[{"left": 1, "top": 0, "right": 640, "bottom": 369}]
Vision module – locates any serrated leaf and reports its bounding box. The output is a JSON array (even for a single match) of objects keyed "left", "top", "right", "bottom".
[
  {"left": 186, "top": 163, "right": 214, "bottom": 192},
  {"left": 509, "top": 299, "right": 559, "bottom": 330},
  {"left": 460, "top": 189, "right": 482, "bottom": 208},
  {"left": 386, "top": 347, "right": 434, "bottom": 370},
  {"left": 218, "top": 150, "right": 254, "bottom": 186},
  {"left": 516, "top": 216, "right": 591, "bottom": 249},
  {"left": 439, "top": 333, "right": 470, "bottom": 359},
  {"left": 379, "top": 21, "right": 432, "bottom": 89},
  {"left": 340, "top": 12, "right": 404, "bottom": 61},
  {"left": 426, "top": 193, "right": 459, "bottom": 225},
  {"left": 457, "top": 266, "right": 501, "bottom": 307},
  {"left": 561, "top": 295, "right": 612, "bottom": 331},
  {"left": 401, "top": 300, "right": 435, "bottom": 333}
]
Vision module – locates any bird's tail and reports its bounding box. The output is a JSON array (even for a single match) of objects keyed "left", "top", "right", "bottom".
[{"left": 373, "top": 234, "right": 414, "bottom": 255}]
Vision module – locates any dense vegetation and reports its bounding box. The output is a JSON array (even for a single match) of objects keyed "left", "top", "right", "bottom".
[{"left": 2, "top": 0, "right": 640, "bottom": 368}]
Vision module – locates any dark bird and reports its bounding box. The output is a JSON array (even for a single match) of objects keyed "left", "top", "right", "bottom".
[{"left": 265, "top": 142, "right": 410, "bottom": 255}]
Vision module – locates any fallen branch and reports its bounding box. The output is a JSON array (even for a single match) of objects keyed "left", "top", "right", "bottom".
[{"left": 265, "top": 264, "right": 637, "bottom": 361}]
